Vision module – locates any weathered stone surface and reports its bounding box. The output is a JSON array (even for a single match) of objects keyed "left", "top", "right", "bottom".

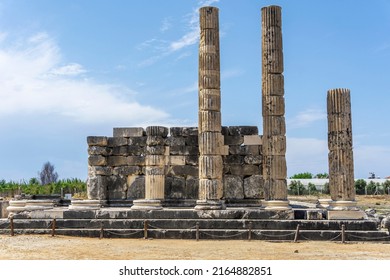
[
  {"left": 87, "top": 175, "right": 108, "bottom": 200},
  {"left": 165, "top": 177, "right": 186, "bottom": 199},
  {"left": 262, "top": 135, "right": 286, "bottom": 155},
  {"left": 199, "top": 155, "right": 223, "bottom": 179},
  {"left": 113, "top": 166, "right": 141, "bottom": 176},
  {"left": 244, "top": 175, "right": 264, "bottom": 199},
  {"left": 89, "top": 166, "right": 113, "bottom": 176},
  {"left": 88, "top": 146, "right": 111, "bottom": 156},
  {"left": 107, "top": 137, "right": 128, "bottom": 147},
  {"left": 223, "top": 155, "right": 244, "bottom": 165},
  {"left": 228, "top": 126, "right": 259, "bottom": 136},
  {"left": 127, "top": 146, "right": 144, "bottom": 156},
  {"left": 185, "top": 135, "right": 198, "bottom": 146},
  {"left": 111, "top": 146, "right": 128, "bottom": 156},
  {"left": 198, "top": 111, "right": 221, "bottom": 132},
  {"left": 263, "top": 155, "right": 287, "bottom": 180},
  {"left": 87, "top": 136, "right": 108, "bottom": 147},
  {"left": 224, "top": 135, "right": 244, "bottom": 145},
  {"left": 113, "top": 127, "right": 144, "bottom": 137},
  {"left": 166, "top": 137, "right": 185, "bottom": 146},
  {"left": 170, "top": 146, "right": 198, "bottom": 155},
  {"left": 242, "top": 165, "right": 261, "bottom": 176},
  {"left": 146, "top": 136, "right": 166, "bottom": 146},
  {"left": 244, "top": 155, "right": 262, "bottom": 165},
  {"left": 229, "top": 145, "right": 260, "bottom": 155},
  {"left": 185, "top": 176, "right": 199, "bottom": 199},
  {"left": 127, "top": 175, "right": 145, "bottom": 199},
  {"left": 146, "top": 126, "right": 169, "bottom": 137},
  {"left": 145, "top": 166, "right": 166, "bottom": 176},
  {"left": 243, "top": 135, "right": 263, "bottom": 146},
  {"left": 170, "top": 127, "right": 198, "bottom": 137},
  {"left": 146, "top": 146, "right": 166, "bottom": 155},
  {"left": 107, "top": 156, "right": 128, "bottom": 167},
  {"left": 327, "top": 88, "right": 355, "bottom": 202},
  {"left": 263, "top": 179, "right": 287, "bottom": 200},
  {"left": 128, "top": 136, "right": 147, "bottom": 146},
  {"left": 88, "top": 155, "right": 107, "bottom": 166},
  {"left": 169, "top": 156, "right": 186, "bottom": 166},
  {"left": 146, "top": 155, "right": 166, "bottom": 166},
  {"left": 127, "top": 156, "right": 145, "bottom": 166},
  {"left": 223, "top": 175, "right": 244, "bottom": 199},
  {"left": 168, "top": 165, "right": 198, "bottom": 177},
  {"left": 185, "top": 155, "right": 198, "bottom": 166},
  {"left": 108, "top": 175, "right": 127, "bottom": 200}
]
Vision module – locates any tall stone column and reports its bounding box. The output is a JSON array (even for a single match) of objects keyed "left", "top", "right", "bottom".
[
  {"left": 261, "top": 6, "right": 290, "bottom": 209},
  {"left": 131, "top": 126, "right": 168, "bottom": 210},
  {"left": 327, "top": 89, "right": 363, "bottom": 218},
  {"left": 195, "top": 6, "right": 224, "bottom": 210}
]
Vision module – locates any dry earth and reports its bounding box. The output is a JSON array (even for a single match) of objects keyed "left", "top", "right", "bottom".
[{"left": 0, "top": 195, "right": 389, "bottom": 260}]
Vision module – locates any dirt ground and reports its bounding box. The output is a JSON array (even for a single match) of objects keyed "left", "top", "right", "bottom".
[
  {"left": 0, "top": 235, "right": 390, "bottom": 260},
  {"left": 0, "top": 195, "right": 389, "bottom": 260}
]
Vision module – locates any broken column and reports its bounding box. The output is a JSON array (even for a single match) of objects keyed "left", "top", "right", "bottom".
[
  {"left": 195, "top": 6, "right": 224, "bottom": 210},
  {"left": 131, "top": 126, "right": 168, "bottom": 210},
  {"left": 261, "top": 5, "right": 290, "bottom": 209},
  {"left": 327, "top": 88, "right": 363, "bottom": 219}
]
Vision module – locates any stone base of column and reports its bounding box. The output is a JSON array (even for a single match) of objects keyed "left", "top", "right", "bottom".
[
  {"left": 327, "top": 200, "right": 366, "bottom": 220},
  {"left": 6, "top": 200, "right": 27, "bottom": 214},
  {"left": 68, "top": 199, "right": 104, "bottom": 210},
  {"left": 194, "top": 200, "right": 225, "bottom": 211},
  {"left": 262, "top": 200, "right": 291, "bottom": 210},
  {"left": 131, "top": 199, "right": 163, "bottom": 210},
  {"left": 317, "top": 198, "right": 332, "bottom": 209},
  {"left": 24, "top": 200, "right": 55, "bottom": 211}
]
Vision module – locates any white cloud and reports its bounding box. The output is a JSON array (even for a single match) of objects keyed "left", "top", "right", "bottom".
[
  {"left": 160, "top": 17, "right": 172, "bottom": 33},
  {"left": 50, "top": 63, "right": 86, "bottom": 76},
  {"left": 0, "top": 31, "right": 170, "bottom": 125},
  {"left": 288, "top": 108, "right": 326, "bottom": 129}
]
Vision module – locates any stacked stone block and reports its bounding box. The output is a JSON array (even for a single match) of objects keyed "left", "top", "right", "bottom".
[
  {"left": 261, "top": 5, "right": 289, "bottom": 209},
  {"left": 87, "top": 126, "right": 263, "bottom": 206}
]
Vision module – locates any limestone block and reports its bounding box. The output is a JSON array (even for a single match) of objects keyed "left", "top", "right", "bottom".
[
  {"left": 243, "top": 135, "right": 263, "bottom": 145},
  {"left": 127, "top": 175, "right": 145, "bottom": 199},
  {"left": 262, "top": 116, "right": 286, "bottom": 135},
  {"left": 113, "top": 127, "right": 144, "bottom": 137},
  {"left": 87, "top": 136, "right": 108, "bottom": 147},
  {"left": 88, "top": 155, "right": 107, "bottom": 166},
  {"left": 185, "top": 176, "right": 199, "bottom": 199},
  {"left": 262, "top": 135, "right": 286, "bottom": 155},
  {"left": 128, "top": 136, "right": 147, "bottom": 146},
  {"left": 228, "top": 126, "right": 259, "bottom": 136},
  {"left": 107, "top": 137, "right": 128, "bottom": 147},
  {"left": 244, "top": 155, "right": 262, "bottom": 165},
  {"left": 327, "top": 88, "right": 351, "bottom": 114},
  {"left": 327, "top": 210, "right": 366, "bottom": 220},
  {"left": 328, "top": 131, "right": 353, "bottom": 151},
  {"left": 327, "top": 114, "right": 352, "bottom": 133},
  {"left": 223, "top": 175, "right": 244, "bottom": 199},
  {"left": 169, "top": 156, "right": 186, "bottom": 166},
  {"left": 263, "top": 155, "right": 287, "bottom": 179},
  {"left": 111, "top": 146, "right": 128, "bottom": 156},
  {"left": 145, "top": 166, "right": 165, "bottom": 176},
  {"left": 185, "top": 155, "right": 199, "bottom": 166},
  {"left": 168, "top": 165, "right": 198, "bottom": 177},
  {"left": 220, "top": 145, "right": 229, "bottom": 155},
  {"left": 242, "top": 165, "right": 261, "bottom": 176},
  {"left": 221, "top": 126, "right": 229, "bottom": 136},
  {"left": 166, "top": 136, "right": 185, "bottom": 146},
  {"left": 127, "top": 156, "right": 145, "bottom": 166},
  {"left": 199, "top": 92, "right": 221, "bottom": 111},
  {"left": 146, "top": 155, "right": 165, "bottom": 166},
  {"left": 228, "top": 165, "right": 243, "bottom": 176},
  {"left": 224, "top": 135, "right": 244, "bottom": 145},
  {"left": 199, "top": 155, "right": 223, "bottom": 179},
  {"left": 146, "top": 136, "right": 166, "bottom": 146},
  {"left": 107, "top": 156, "right": 128, "bottom": 167},
  {"left": 87, "top": 175, "right": 108, "bottom": 200},
  {"left": 244, "top": 175, "right": 264, "bottom": 199},
  {"left": 198, "top": 111, "right": 221, "bottom": 132},
  {"left": 145, "top": 174, "right": 165, "bottom": 199},
  {"left": 113, "top": 166, "right": 141, "bottom": 176},
  {"left": 127, "top": 146, "right": 144, "bottom": 156},
  {"left": 88, "top": 146, "right": 111, "bottom": 156},
  {"left": 198, "top": 132, "right": 223, "bottom": 154},
  {"left": 108, "top": 175, "right": 127, "bottom": 200},
  {"left": 90, "top": 166, "right": 113, "bottom": 176},
  {"left": 263, "top": 74, "right": 284, "bottom": 96},
  {"left": 146, "top": 126, "right": 169, "bottom": 137},
  {"left": 170, "top": 127, "right": 198, "bottom": 137},
  {"left": 262, "top": 48, "right": 283, "bottom": 74},
  {"left": 185, "top": 135, "right": 198, "bottom": 146},
  {"left": 146, "top": 145, "right": 166, "bottom": 155},
  {"left": 199, "top": 6, "right": 219, "bottom": 28},
  {"left": 170, "top": 146, "right": 198, "bottom": 156},
  {"left": 223, "top": 155, "right": 244, "bottom": 165},
  {"left": 164, "top": 176, "right": 186, "bottom": 199}
]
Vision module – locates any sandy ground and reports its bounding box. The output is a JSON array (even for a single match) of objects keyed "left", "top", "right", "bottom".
[{"left": 0, "top": 235, "right": 390, "bottom": 260}]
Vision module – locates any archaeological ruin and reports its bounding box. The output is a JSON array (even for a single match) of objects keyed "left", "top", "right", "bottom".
[{"left": 1, "top": 5, "right": 389, "bottom": 241}]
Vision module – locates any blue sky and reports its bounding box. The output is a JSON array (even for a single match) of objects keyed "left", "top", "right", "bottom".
[{"left": 0, "top": 0, "right": 389, "bottom": 181}]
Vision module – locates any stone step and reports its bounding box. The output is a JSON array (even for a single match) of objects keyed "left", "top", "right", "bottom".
[
  {"left": 0, "top": 228, "right": 388, "bottom": 242},
  {"left": 2, "top": 218, "right": 380, "bottom": 231}
]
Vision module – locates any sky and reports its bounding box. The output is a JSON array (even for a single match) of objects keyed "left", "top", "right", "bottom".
[{"left": 0, "top": 0, "right": 389, "bottom": 182}]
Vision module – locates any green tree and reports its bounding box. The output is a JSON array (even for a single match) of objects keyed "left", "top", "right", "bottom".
[
  {"left": 39, "top": 162, "right": 59, "bottom": 185},
  {"left": 315, "top": 173, "right": 329, "bottom": 179},
  {"left": 383, "top": 180, "right": 390, "bottom": 195},
  {"left": 323, "top": 182, "right": 330, "bottom": 194},
  {"left": 355, "top": 179, "right": 367, "bottom": 195},
  {"left": 307, "top": 182, "right": 317, "bottom": 195},
  {"left": 289, "top": 180, "right": 305, "bottom": 195},
  {"left": 290, "top": 172, "right": 313, "bottom": 179}
]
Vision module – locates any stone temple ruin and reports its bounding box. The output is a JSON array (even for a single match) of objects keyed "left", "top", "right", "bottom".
[{"left": 1, "top": 6, "right": 390, "bottom": 241}]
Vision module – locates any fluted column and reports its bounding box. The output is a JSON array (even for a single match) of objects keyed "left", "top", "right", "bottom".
[
  {"left": 131, "top": 126, "right": 168, "bottom": 210},
  {"left": 261, "top": 5, "right": 290, "bottom": 209},
  {"left": 327, "top": 89, "right": 357, "bottom": 211},
  {"left": 195, "top": 6, "right": 224, "bottom": 210}
]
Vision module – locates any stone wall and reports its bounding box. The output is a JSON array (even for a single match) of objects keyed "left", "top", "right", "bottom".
[{"left": 87, "top": 126, "right": 263, "bottom": 205}]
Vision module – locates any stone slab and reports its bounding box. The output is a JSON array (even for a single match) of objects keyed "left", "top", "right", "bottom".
[
  {"left": 328, "top": 210, "right": 366, "bottom": 220},
  {"left": 113, "top": 127, "right": 144, "bottom": 137}
]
